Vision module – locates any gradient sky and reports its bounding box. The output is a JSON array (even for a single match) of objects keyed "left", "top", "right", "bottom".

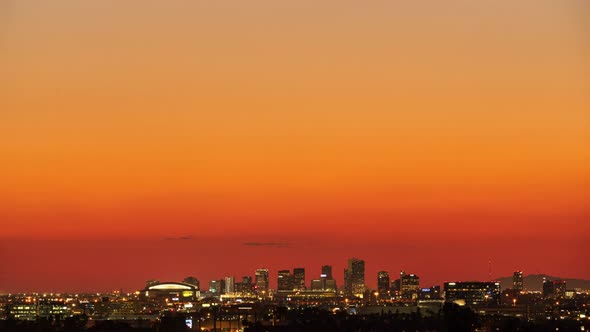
[{"left": 0, "top": 0, "right": 589, "bottom": 293}]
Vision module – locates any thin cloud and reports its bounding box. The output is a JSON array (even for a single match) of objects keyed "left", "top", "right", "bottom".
[
  {"left": 243, "top": 242, "right": 289, "bottom": 248},
  {"left": 163, "top": 235, "right": 194, "bottom": 241}
]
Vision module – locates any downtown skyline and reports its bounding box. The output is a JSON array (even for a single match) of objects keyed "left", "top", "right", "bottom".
[
  {"left": 0, "top": 247, "right": 583, "bottom": 294},
  {"left": 1, "top": 0, "right": 588, "bottom": 295}
]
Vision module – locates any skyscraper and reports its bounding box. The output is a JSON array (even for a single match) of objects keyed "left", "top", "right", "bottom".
[
  {"left": 224, "top": 276, "right": 235, "bottom": 294},
  {"left": 277, "top": 270, "right": 293, "bottom": 292},
  {"left": 344, "top": 258, "right": 365, "bottom": 297},
  {"left": 209, "top": 280, "right": 222, "bottom": 294},
  {"left": 321, "top": 265, "right": 333, "bottom": 279},
  {"left": 399, "top": 271, "right": 420, "bottom": 299},
  {"left": 255, "top": 269, "right": 269, "bottom": 294},
  {"left": 377, "top": 271, "right": 390, "bottom": 296},
  {"left": 293, "top": 268, "right": 306, "bottom": 290},
  {"left": 542, "top": 278, "right": 554, "bottom": 298},
  {"left": 512, "top": 271, "right": 523, "bottom": 291},
  {"left": 306, "top": 265, "right": 337, "bottom": 292}
]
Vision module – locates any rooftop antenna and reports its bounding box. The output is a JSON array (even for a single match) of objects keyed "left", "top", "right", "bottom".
[{"left": 488, "top": 259, "right": 492, "bottom": 281}]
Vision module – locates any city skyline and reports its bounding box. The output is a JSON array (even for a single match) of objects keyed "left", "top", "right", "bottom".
[
  {"left": 0, "top": 250, "right": 585, "bottom": 294},
  {"left": 1, "top": 0, "right": 588, "bottom": 294}
]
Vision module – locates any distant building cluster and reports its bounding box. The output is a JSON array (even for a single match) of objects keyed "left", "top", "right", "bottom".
[{"left": 1, "top": 260, "right": 589, "bottom": 331}]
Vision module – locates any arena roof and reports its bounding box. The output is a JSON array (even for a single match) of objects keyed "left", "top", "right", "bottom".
[{"left": 146, "top": 282, "right": 196, "bottom": 290}]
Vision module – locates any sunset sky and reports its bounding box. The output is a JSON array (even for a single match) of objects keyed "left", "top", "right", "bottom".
[{"left": 0, "top": 1, "right": 588, "bottom": 293}]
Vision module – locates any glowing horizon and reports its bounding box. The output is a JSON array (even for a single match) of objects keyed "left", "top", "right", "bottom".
[{"left": 0, "top": 0, "right": 588, "bottom": 292}]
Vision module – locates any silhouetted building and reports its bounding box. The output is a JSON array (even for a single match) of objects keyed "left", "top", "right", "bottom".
[
  {"left": 344, "top": 258, "right": 365, "bottom": 297},
  {"left": 236, "top": 276, "right": 253, "bottom": 294},
  {"left": 513, "top": 271, "right": 523, "bottom": 291},
  {"left": 543, "top": 278, "right": 554, "bottom": 298},
  {"left": 322, "top": 265, "right": 333, "bottom": 279},
  {"left": 399, "top": 271, "right": 420, "bottom": 299},
  {"left": 255, "top": 269, "right": 269, "bottom": 294},
  {"left": 444, "top": 281, "right": 501, "bottom": 306},
  {"left": 377, "top": 271, "right": 390, "bottom": 297},
  {"left": 309, "top": 267, "right": 337, "bottom": 292},
  {"left": 209, "top": 280, "right": 225, "bottom": 294},
  {"left": 277, "top": 270, "right": 293, "bottom": 292},
  {"left": 293, "top": 268, "right": 306, "bottom": 290},
  {"left": 318, "top": 265, "right": 336, "bottom": 291},
  {"left": 277, "top": 267, "right": 338, "bottom": 299}
]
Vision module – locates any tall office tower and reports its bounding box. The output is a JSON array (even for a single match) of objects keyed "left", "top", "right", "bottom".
[
  {"left": 255, "top": 269, "right": 269, "bottom": 294},
  {"left": 542, "top": 278, "right": 554, "bottom": 298},
  {"left": 277, "top": 270, "right": 293, "bottom": 292},
  {"left": 320, "top": 265, "right": 336, "bottom": 290},
  {"left": 399, "top": 271, "right": 420, "bottom": 299},
  {"left": 310, "top": 266, "right": 337, "bottom": 292},
  {"left": 344, "top": 258, "right": 365, "bottom": 297},
  {"left": 183, "top": 276, "right": 200, "bottom": 290},
  {"left": 321, "top": 265, "right": 333, "bottom": 280},
  {"left": 224, "top": 276, "right": 235, "bottom": 294},
  {"left": 209, "top": 280, "right": 221, "bottom": 294},
  {"left": 242, "top": 275, "right": 253, "bottom": 285},
  {"left": 512, "top": 271, "right": 524, "bottom": 291},
  {"left": 293, "top": 268, "right": 306, "bottom": 290},
  {"left": 377, "top": 271, "right": 390, "bottom": 295}
]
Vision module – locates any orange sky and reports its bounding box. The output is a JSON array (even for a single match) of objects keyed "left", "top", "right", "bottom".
[{"left": 0, "top": 1, "right": 588, "bottom": 292}]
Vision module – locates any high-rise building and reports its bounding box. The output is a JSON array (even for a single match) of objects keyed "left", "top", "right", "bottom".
[
  {"left": 242, "top": 275, "right": 253, "bottom": 285},
  {"left": 209, "top": 280, "right": 222, "bottom": 294},
  {"left": 542, "top": 278, "right": 554, "bottom": 298},
  {"left": 308, "top": 266, "right": 337, "bottom": 292},
  {"left": 277, "top": 270, "right": 293, "bottom": 292},
  {"left": 319, "top": 265, "right": 336, "bottom": 291},
  {"left": 224, "top": 276, "right": 235, "bottom": 294},
  {"left": 321, "top": 265, "right": 333, "bottom": 279},
  {"left": 255, "top": 269, "right": 269, "bottom": 294},
  {"left": 444, "top": 281, "right": 501, "bottom": 305},
  {"left": 512, "top": 271, "right": 523, "bottom": 291},
  {"left": 377, "top": 271, "right": 390, "bottom": 296},
  {"left": 399, "top": 271, "right": 420, "bottom": 299},
  {"left": 293, "top": 268, "right": 306, "bottom": 290},
  {"left": 183, "top": 276, "right": 200, "bottom": 290},
  {"left": 236, "top": 276, "right": 253, "bottom": 294},
  {"left": 344, "top": 258, "right": 365, "bottom": 297}
]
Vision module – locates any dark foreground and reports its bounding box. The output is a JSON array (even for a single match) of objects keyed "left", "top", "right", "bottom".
[{"left": 1, "top": 304, "right": 587, "bottom": 332}]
